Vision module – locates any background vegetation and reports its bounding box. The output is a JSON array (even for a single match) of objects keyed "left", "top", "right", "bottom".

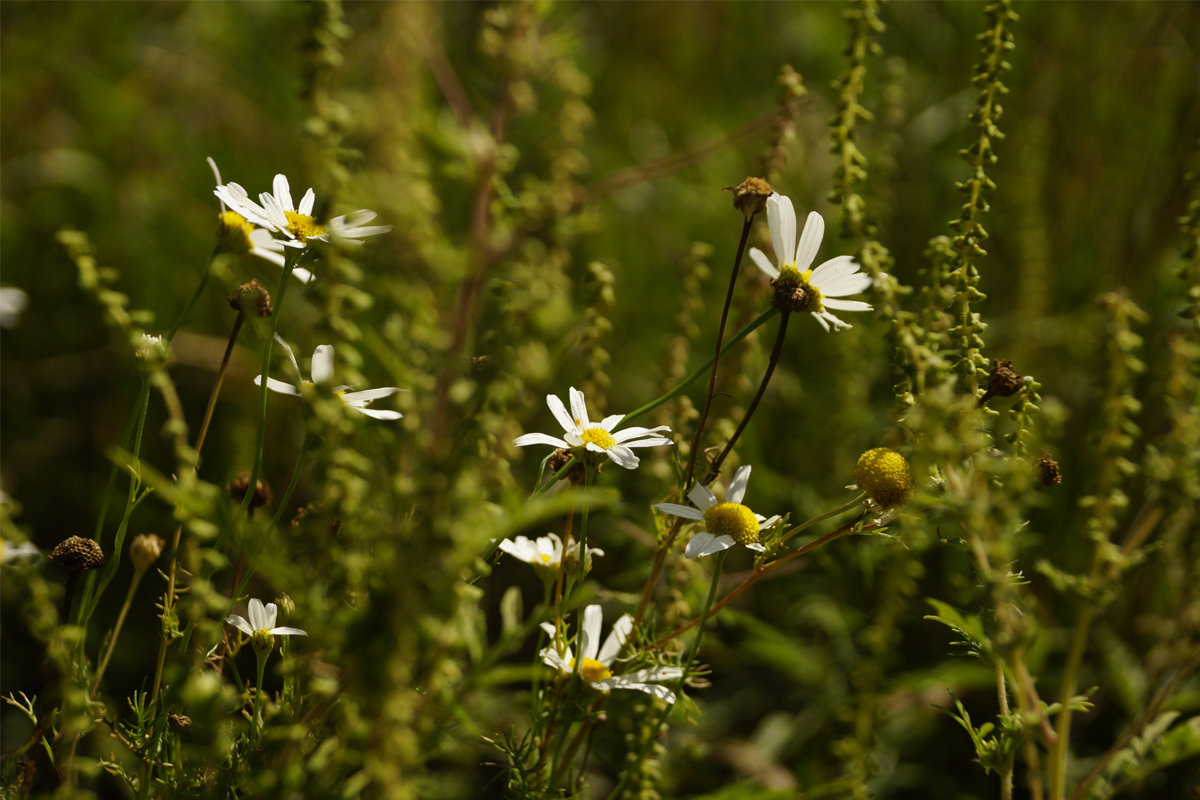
[{"left": 1, "top": 1, "right": 1198, "bottom": 798}]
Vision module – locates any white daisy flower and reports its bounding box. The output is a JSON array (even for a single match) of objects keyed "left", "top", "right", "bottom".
[
  {"left": 214, "top": 173, "right": 390, "bottom": 249},
  {"left": 255, "top": 334, "right": 404, "bottom": 421},
  {"left": 653, "top": 465, "right": 781, "bottom": 559},
  {"left": 226, "top": 597, "right": 307, "bottom": 641},
  {"left": 498, "top": 533, "right": 604, "bottom": 572},
  {"left": 513, "top": 387, "right": 672, "bottom": 470},
  {"left": 748, "top": 194, "right": 873, "bottom": 332},
  {"left": 540, "top": 604, "right": 684, "bottom": 704},
  {"left": 2, "top": 539, "right": 40, "bottom": 565},
  {"left": 208, "top": 159, "right": 314, "bottom": 284}
]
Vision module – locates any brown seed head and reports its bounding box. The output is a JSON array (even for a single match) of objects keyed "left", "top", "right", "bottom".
[
  {"left": 50, "top": 536, "right": 105, "bottom": 572},
  {"left": 771, "top": 274, "right": 814, "bottom": 313},
  {"left": 724, "top": 177, "right": 774, "bottom": 219},
  {"left": 168, "top": 713, "right": 192, "bottom": 730},
  {"left": 228, "top": 279, "right": 273, "bottom": 318},
  {"left": 227, "top": 471, "right": 273, "bottom": 514},
  {"left": 548, "top": 448, "right": 587, "bottom": 484},
  {"left": 1035, "top": 453, "right": 1062, "bottom": 487},
  {"left": 979, "top": 359, "right": 1024, "bottom": 405}
]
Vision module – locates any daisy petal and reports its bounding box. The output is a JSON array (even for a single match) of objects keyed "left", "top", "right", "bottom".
[
  {"left": 226, "top": 614, "right": 254, "bottom": 636},
  {"left": 546, "top": 394, "right": 576, "bottom": 434},
  {"left": 581, "top": 605, "right": 603, "bottom": 662},
  {"left": 269, "top": 626, "right": 307, "bottom": 636},
  {"left": 605, "top": 446, "right": 640, "bottom": 469},
  {"left": 513, "top": 433, "right": 569, "bottom": 449},
  {"left": 256, "top": 376, "right": 302, "bottom": 396},
  {"left": 310, "top": 345, "right": 335, "bottom": 385},
  {"left": 794, "top": 211, "right": 825, "bottom": 271},
  {"left": 822, "top": 297, "right": 873, "bottom": 312},
  {"left": 687, "top": 483, "right": 718, "bottom": 510},
  {"left": 568, "top": 387, "right": 589, "bottom": 428},
  {"left": 353, "top": 407, "right": 403, "bottom": 420},
  {"left": 342, "top": 387, "right": 402, "bottom": 404},
  {"left": 767, "top": 194, "right": 795, "bottom": 267},
  {"left": 726, "top": 465, "right": 752, "bottom": 504},
  {"left": 749, "top": 247, "right": 779, "bottom": 279},
  {"left": 652, "top": 502, "right": 705, "bottom": 521},
  {"left": 685, "top": 532, "right": 735, "bottom": 559},
  {"left": 598, "top": 614, "right": 633, "bottom": 665}
]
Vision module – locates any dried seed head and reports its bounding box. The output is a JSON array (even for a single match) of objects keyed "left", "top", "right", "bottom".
[
  {"left": 770, "top": 269, "right": 816, "bottom": 313},
  {"left": 227, "top": 471, "right": 273, "bottom": 515},
  {"left": 854, "top": 448, "right": 913, "bottom": 509},
  {"left": 979, "top": 359, "right": 1024, "bottom": 405},
  {"left": 548, "top": 448, "right": 587, "bottom": 484},
  {"left": 50, "top": 536, "right": 105, "bottom": 572},
  {"left": 168, "top": 713, "right": 192, "bottom": 730},
  {"left": 1035, "top": 453, "right": 1062, "bottom": 487},
  {"left": 725, "top": 177, "right": 774, "bottom": 218},
  {"left": 129, "top": 533, "right": 166, "bottom": 575},
  {"left": 228, "top": 279, "right": 273, "bottom": 318}
]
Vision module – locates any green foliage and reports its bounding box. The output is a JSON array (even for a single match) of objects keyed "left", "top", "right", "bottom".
[{"left": 2, "top": 1, "right": 1199, "bottom": 799}]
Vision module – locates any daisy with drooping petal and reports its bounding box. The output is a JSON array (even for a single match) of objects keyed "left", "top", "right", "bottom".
[
  {"left": 214, "top": 173, "right": 390, "bottom": 249},
  {"left": 498, "top": 533, "right": 604, "bottom": 574},
  {"left": 748, "top": 194, "right": 873, "bottom": 332},
  {"left": 208, "top": 159, "right": 314, "bottom": 284},
  {"left": 513, "top": 387, "right": 672, "bottom": 470},
  {"left": 255, "top": 334, "right": 404, "bottom": 420},
  {"left": 654, "top": 465, "right": 781, "bottom": 559},
  {"left": 226, "top": 597, "right": 307, "bottom": 642},
  {"left": 540, "top": 604, "right": 684, "bottom": 704}
]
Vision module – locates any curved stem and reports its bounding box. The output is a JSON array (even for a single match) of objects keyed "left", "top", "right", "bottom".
[
  {"left": 704, "top": 310, "right": 790, "bottom": 484},
  {"left": 272, "top": 428, "right": 313, "bottom": 525},
  {"left": 90, "top": 571, "right": 145, "bottom": 696},
  {"left": 683, "top": 215, "right": 755, "bottom": 490}
]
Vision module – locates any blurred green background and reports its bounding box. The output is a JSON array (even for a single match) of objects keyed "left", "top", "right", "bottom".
[{"left": 2, "top": 1, "right": 1198, "bottom": 798}]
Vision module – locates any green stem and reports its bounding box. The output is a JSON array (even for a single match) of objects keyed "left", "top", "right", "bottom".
[
  {"left": 571, "top": 468, "right": 595, "bottom": 671},
  {"left": 253, "top": 646, "right": 270, "bottom": 742},
  {"left": 272, "top": 428, "right": 313, "bottom": 525},
  {"left": 779, "top": 493, "right": 866, "bottom": 545},
  {"left": 704, "top": 309, "right": 790, "bottom": 484},
  {"left": 621, "top": 307, "right": 778, "bottom": 425},
  {"left": 242, "top": 250, "right": 302, "bottom": 511},
  {"left": 90, "top": 570, "right": 145, "bottom": 696},
  {"left": 1049, "top": 604, "right": 1096, "bottom": 800},
  {"left": 168, "top": 247, "right": 218, "bottom": 341}
]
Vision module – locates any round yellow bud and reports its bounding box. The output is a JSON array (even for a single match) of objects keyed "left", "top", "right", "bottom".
[{"left": 854, "top": 448, "right": 912, "bottom": 509}]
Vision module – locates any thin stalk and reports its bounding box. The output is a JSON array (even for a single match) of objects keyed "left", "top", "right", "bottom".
[
  {"left": 571, "top": 468, "right": 595, "bottom": 670},
  {"left": 252, "top": 647, "right": 270, "bottom": 742},
  {"left": 242, "top": 252, "right": 300, "bottom": 510},
  {"left": 90, "top": 570, "right": 146, "bottom": 696},
  {"left": 193, "top": 310, "right": 246, "bottom": 457},
  {"left": 167, "top": 248, "right": 218, "bottom": 341},
  {"left": 683, "top": 215, "right": 756, "bottom": 490},
  {"left": 1048, "top": 604, "right": 1096, "bottom": 800},
  {"left": 704, "top": 310, "right": 790, "bottom": 484},
  {"left": 272, "top": 428, "right": 313, "bottom": 525}
]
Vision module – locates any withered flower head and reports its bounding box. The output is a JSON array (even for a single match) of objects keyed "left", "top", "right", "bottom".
[
  {"left": 227, "top": 471, "right": 273, "bottom": 514},
  {"left": 979, "top": 360, "right": 1025, "bottom": 405},
  {"left": 1035, "top": 453, "right": 1062, "bottom": 487},
  {"left": 548, "top": 448, "right": 588, "bottom": 484},
  {"left": 50, "top": 536, "right": 104, "bottom": 572},
  {"left": 129, "top": 533, "right": 166, "bottom": 575},
  {"left": 228, "top": 279, "right": 273, "bottom": 318},
  {"left": 724, "top": 177, "right": 774, "bottom": 218}
]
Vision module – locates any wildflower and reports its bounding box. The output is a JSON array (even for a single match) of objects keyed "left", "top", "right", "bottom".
[
  {"left": 498, "top": 532, "right": 604, "bottom": 574},
  {"left": 748, "top": 194, "right": 873, "bottom": 331},
  {"left": 214, "top": 172, "right": 389, "bottom": 249},
  {"left": 653, "top": 465, "right": 780, "bottom": 559},
  {"left": 208, "top": 159, "right": 314, "bottom": 284},
  {"left": 513, "top": 387, "right": 672, "bottom": 470},
  {"left": 852, "top": 448, "right": 912, "bottom": 524},
  {"left": 2, "top": 539, "right": 39, "bottom": 564},
  {"left": 255, "top": 335, "right": 403, "bottom": 420},
  {"left": 134, "top": 332, "right": 169, "bottom": 366},
  {"left": 226, "top": 597, "right": 307, "bottom": 643},
  {"left": 540, "top": 605, "right": 683, "bottom": 703}
]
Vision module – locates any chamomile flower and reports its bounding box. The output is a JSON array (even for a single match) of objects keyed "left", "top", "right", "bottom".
[
  {"left": 226, "top": 597, "right": 307, "bottom": 644},
  {"left": 255, "top": 335, "right": 403, "bottom": 421},
  {"left": 540, "top": 604, "right": 684, "bottom": 704},
  {"left": 513, "top": 387, "right": 672, "bottom": 470},
  {"left": 208, "top": 159, "right": 314, "bottom": 284},
  {"left": 653, "top": 465, "right": 781, "bottom": 559},
  {"left": 214, "top": 173, "right": 390, "bottom": 248},
  {"left": 498, "top": 533, "right": 604, "bottom": 574},
  {"left": 748, "top": 194, "right": 873, "bottom": 332}
]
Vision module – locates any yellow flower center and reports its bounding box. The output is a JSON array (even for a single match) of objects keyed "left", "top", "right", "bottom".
[
  {"left": 702, "top": 502, "right": 760, "bottom": 546},
  {"left": 579, "top": 427, "right": 616, "bottom": 450},
  {"left": 854, "top": 447, "right": 913, "bottom": 509},
  {"left": 218, "top": 210, "right": 256, "bottom": 253},
  {"left": 285, "top": 210, "right": 328, "bottom": 241},
  {"left": 571, "top": 657, "right": 613, "bottom": 683},
  {"left": 537, "top": 552, "right": 554, "bottom": 565}
]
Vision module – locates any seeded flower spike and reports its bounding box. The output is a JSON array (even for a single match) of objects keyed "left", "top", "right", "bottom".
[
  {"left": 226, "top": 597, "right": 307, "bottom": 641},
  {"left": 540, "top": 604, "right": 684, "bottom": 703},
  {"left": 255, "top": 334, "right": 403, "bottom": 420},
  {"left": 214, "top": 173, "right": 390, "bottom": 249},
  {"left": 208, "top": 159, "right": 314, "bottom": 284},
  {"left": 654, "top": 465, "right": 781, "bottom": 559},
  {"left": 748, "top": 194, "right": 873, "bottom": 332},
  {"left": 513, "top": 387, "right": 672, "bottom": 470}
]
